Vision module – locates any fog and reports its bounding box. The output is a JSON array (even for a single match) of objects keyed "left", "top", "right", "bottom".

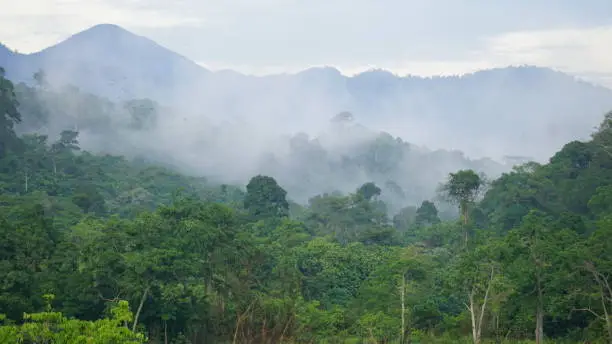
[
  {"left": 5, "top": 24, "right": 612, "bottom": 214},
  {"left": 12, "top": 78, "right": 507, "bottom": 214}
]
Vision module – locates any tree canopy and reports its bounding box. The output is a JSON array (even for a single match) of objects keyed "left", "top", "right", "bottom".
[{"left": 1, "top": 67, "right": 612, "bottom": 343}]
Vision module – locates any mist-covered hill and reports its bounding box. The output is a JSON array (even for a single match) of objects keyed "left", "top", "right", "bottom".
[
  {"left": 0, "top": 24, "right": 209, "bottom": 102},
  {"left": 2, "top": 24, "right": 612, "bottom": 162},
  {"left": 5, "top": 45, "right": 612, "bottom": 343},
  {"left": 8, "top": 78, "right": 505, "bottom": 214}
]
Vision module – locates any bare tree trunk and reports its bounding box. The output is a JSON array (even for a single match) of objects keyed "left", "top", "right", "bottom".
[
  {"left": 467, "top": 266, "right": 494, "bottom": 344},
  {"left": 461, "top": 202, "right": 470, "bottom": 246},
  {"left": 279, "top": 314, "right": 293, "bottom": 343},
  {"left": 599, "top": 279, "right": 612, "bottom": 344},
  {"left": 469, "top": 290, "right": 479, "bottom": 344},
  {"left": 607, "top": 317, "right": 612, "bottom": 344},
  {"left": 400, "top": 276, "right": 406, "bottom": 344},
  {"left": 535, "top": 304, "right": 544, "bottom": 344},
  {"left": 132, "top": 285, "right": 150, "bottom": 332},
  {"left": 367, "top": 328, "right": 378, "bottom": 344},
  {"left": 164, "top": 319, "right": 168, "bottom": 344},
  {"left": 233, "top": 301, "right": 255, "bottom": 344},
  {"left": 597, "top": 281, "right": 612, "bottom": 344},
  {"left": 585, "top": 262, "right": 612, "bottom": 344},
  {"left": 261, "top": 318, "right": 267, "bottom": 344},
  {"left": 602, "top": 280, "right": 612, "bottom": 344},
  {"left": 535, "top": 275, "right": 544, "bottom": 344},
  {"left": 530, "top": 233, "right": 545, "bottom": 344},
  {"left": 494, "top": 313, "right": 502, "bottom": 344}
]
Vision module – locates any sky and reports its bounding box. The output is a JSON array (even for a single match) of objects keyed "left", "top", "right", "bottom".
[{"left": 0, "top": 0, "right": 611, "bottom": 86}]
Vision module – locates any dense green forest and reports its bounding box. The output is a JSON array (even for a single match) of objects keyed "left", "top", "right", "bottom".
[{"left": 1, "top": 65, "right": 612, "bottom": 344}]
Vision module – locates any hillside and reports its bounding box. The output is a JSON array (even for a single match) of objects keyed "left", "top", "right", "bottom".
[
  {"left": 2, "top": 63, "right": 612, "bottom": 343},
  {"left": 2, "top": 24, "right": 612, "bottom": 161},
  {"left": 0, "top": 24, "right": 210, "bottom": 102}
]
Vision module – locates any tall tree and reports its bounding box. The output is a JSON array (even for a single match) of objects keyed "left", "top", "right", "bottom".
[
  {"left": 356, "top": 182, "right": 381, "bottom": 201},
  {"left": 448, "top": 238, "right": 507, "bottom": 344},
  {"left": 415, "top": 200, "right": 440, "bottom": 227},
  {"left": 573, "top": 215, "right": 612, "bottom": 344},
  {"left": 50, "top": 129, "right": 80, "bottom": 176},
  {"left": 505, "top": 211, "right": 579, "bottom": 344},
  {"left": 244, "top": 175, "right": 289, "bottom": 221},
  {"left": 0, "top": 67, "right": 22, "bottom": 157},
  {"left": 440, "top": 169, "right": 484, "bottom": 244}
]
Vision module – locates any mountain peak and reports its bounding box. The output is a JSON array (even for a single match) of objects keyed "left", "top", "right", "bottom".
[
  {"left": 71, "top": 24, "right": 132, "bottom": 40},
  {"left": 32, "top": 22, "right": 206, "bottom": 72},
  {"left": 42, "top": 23, "right": 144, "bottom": 53},
  {"left": 85, "top": 23, "right": 126, "bottom": 32},
  {"left": 19, "top": 23, "right": 210, "bottom": 102},
  {"left": 76, "top": 23, "right": 139, "bottom": 39}
]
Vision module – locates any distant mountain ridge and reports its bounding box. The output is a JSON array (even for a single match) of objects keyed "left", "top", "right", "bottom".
[
  {"left": 0, "top": 24, "right": 210, "bottom": 101},
  {"left": 2, "top": 24, "right": 612, "bottom": 161}
]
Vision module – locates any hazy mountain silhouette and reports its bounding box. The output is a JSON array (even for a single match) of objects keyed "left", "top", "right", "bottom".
[
  {"left": 0, "top": 24, "right": 210, "bottom": 101},
  {"left": 2, "top": 24, "right": 612, "bottom": 161}
]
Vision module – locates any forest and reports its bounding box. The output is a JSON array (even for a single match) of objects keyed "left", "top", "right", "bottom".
[{"left": 1, "top": 65, "right": 612, "bottom": 344}]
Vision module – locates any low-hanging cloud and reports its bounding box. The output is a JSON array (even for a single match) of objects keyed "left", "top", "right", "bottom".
[{"left": 3, "top": 2, "right": 612, "bottom": 214}]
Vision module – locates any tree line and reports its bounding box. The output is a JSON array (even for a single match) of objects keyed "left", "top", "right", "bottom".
[{"left": 1, "top": 66, "right": 612, "bottom": 343}]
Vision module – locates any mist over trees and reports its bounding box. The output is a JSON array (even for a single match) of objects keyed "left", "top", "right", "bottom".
[
  {"left": 2, "top": 60, "right": 612, "bottom": 343},
  {"left": 8, "top": 74, "right": 508, "bottom": 215},
  {"left": 2, "top": 24, "right": 612, "bottom": 344},
  {"left": 2, "top": 24, "right": 612, "bottom": 163}
]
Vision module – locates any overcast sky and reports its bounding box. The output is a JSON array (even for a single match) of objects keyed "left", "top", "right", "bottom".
[{"left": 1, "top": 0, "right": 611, "bottom": 85}]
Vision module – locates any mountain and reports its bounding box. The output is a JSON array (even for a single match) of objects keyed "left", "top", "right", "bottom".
[
  {"left": 2, "top": 24, "right": 612, "bottom": 161},
  {"left": 0, "top": 24, "right": 210, "bottom": 101}
]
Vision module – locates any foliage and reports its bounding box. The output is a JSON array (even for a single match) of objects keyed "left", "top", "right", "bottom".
[
  {"left": 0, "top": 297, "right": 145, "bottom": 343},
  {"left": 1, "top": 67, "right": 612, "bottom": 343}
]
